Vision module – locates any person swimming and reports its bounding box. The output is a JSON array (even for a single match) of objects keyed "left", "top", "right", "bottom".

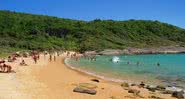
[
  {"left": 157, "top": 62, "right": 160, "bottom": 66},
  {"left": 111, "top": 56, "right": 120, "bottom": 63}
]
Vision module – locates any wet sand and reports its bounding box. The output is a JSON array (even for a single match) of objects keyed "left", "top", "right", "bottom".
[{"left": 0, "top": 54, "right": 175, "bottom": 99}]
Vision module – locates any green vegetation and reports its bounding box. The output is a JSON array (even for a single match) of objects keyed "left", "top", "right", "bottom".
[
  {"left": 0, "top": 10, "right": 185, "bottom": 52},
  {"left": 0, "top": 47, "right": 28, "bottom": 58}
]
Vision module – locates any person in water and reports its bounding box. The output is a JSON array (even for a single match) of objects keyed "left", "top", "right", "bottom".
[
  {"left": 157, "top": 62, "right": 160, "bottom": 67},
  {"left": 127, "top": 61, "right": 130, "bottom": 65},
  {"left": 137, "top": 61, "right": 140, "bottom": 66}
]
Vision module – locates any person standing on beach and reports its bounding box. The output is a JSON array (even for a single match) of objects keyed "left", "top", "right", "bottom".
[
  {"left": 67, "top": 52, "right": 70, "bottom": 57},
  {"left": 37, "top": 54, "right": 40, "bottom": 60},
  {"left": 57, "top": 52, "right": 60, "bottom": 56},
  {"left": 33, "top": 55, "right": 37, "bottom": 64},
  {"left": 54, "top": 55, "right": 56, "bottom": 61},
  {"left": 49, "top": 54, "right": 52, "bottom": 62}
]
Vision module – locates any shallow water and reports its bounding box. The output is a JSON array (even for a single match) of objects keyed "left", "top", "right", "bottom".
[{"left": 66, "top": 54, "right": 185, "bottom": 88}]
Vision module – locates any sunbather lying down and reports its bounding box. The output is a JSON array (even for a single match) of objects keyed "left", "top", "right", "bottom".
[
  {"left": 20, "top": 60, "right": 28, "bottom": 66},
  {"left": 0, "top": 64, "right": 12, "bottom": 73},
  {"left": 0, "top": 60, "right": 5, "bottom": 64}
]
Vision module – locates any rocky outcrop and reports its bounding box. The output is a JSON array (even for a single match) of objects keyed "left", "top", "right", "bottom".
[
  {"left": 172, "top": 91, "right": 184, "bottom": 99},
  {"left": 98, "top": 49, "right": 129, "bottom": 55},
  {"left": 159, "top": 86, "right": 185, "bottom": 98},
  {"left": 121, "top": 82, "right": 129, "bottom": 87},
  {"left": 96, "top": 46, "right": 185, "bottom": 55},
  {"left": 156, "top": 85, "right": 166, "bottom": 91},
  {"left": 146, "top": 85, "right": 157, "bottom": 92},
  {"left": 148, "top": 95, "right": 163, "bottom": 99},
  {"left": 138, "top": 82, "right": 145, "bottom": 88},
  {"left": 84, "top": 51, "right": 97, "bottom": 55},
  {"left": 128, "top": 89, "right": 140, "bottom": 95}
]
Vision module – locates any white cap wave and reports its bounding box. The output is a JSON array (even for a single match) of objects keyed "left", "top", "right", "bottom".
[{"left": 111, "top": 56, "right": 120, "bottom": 63}]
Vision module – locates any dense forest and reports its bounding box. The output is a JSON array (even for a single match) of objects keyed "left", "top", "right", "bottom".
[{"left": 0, "top": 10, "right": 185, "bottom": 52}]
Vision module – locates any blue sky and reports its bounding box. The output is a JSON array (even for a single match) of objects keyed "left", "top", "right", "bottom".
[{"left": 0, "top": 0, "right": 185, "bottom": 28}]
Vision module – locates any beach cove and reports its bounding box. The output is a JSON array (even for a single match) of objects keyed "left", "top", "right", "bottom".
[{"left": 0, "top": 52, "right": 179, "bottom": 99}]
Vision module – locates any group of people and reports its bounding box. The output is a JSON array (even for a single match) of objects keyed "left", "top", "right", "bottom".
[
  {"left": 7, "top": 55, "right": 17, "bottom": 62},
  {"left": 0, "top": 50, "right": 42, "bottom": 73},
  {"left": 0, "top": 59, "right": 12, "bottom": 73},
  {"left": 0, "top": 63, "right": 12, "bottom": 73},
  {"left": 49, "top": 54, "right": 56, "bottom": 62},
  {"left": 125, "top": 61, "right": 160, "bottom": 67},
  {"left": 0, "top": 53, "right": 21, "bottom": 73},
  {"left": 83, "top": 54, "right": 97, "bottom": 61}
]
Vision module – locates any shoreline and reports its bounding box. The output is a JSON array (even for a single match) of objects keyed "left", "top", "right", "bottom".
[
  {"left": 64, "top": 57, "right": 127, "bottom": 85},
  {"left": 0, "top": 53, "right": 179, "bottom": 99},
  {"left": 64, "top": 57, "right": 185, "bottom": 90}
]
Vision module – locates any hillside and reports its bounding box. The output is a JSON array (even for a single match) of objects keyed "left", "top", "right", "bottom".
[{"left": 0, "top": 10, "right": 185, "bottom": 52}]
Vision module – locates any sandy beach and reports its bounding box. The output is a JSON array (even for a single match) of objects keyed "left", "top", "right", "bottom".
[{"left": 0, "top": 53, "right": 176, "bottom": 99}]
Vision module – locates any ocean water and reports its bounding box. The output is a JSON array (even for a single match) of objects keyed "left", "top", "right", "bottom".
[{"left": 66, "top": 54, "right": 185, "bottom": 88}]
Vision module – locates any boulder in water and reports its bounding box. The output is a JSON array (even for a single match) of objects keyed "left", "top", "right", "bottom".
[
  {"left": 156, "top": 85, "right": 166, "bottom": 91},
  {"left": 163, "top": 87, "right": 184, "bottom": 94},
  {"left": 146, "top": 85, "right": 157, "bottom": 92},
  {"left": 162, "top": 90, "right": 174, "bottom": 94},
  {"left": 166, "top": 87, "right": 183, "bottom": 92}
]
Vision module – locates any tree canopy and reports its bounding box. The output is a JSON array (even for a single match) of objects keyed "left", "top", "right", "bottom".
[{"left": 0, "top": 10, "right": 185, "bottom": 52}]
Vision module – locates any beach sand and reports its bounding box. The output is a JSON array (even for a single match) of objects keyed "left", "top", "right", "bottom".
[{"left": 0, "top": 54, "right": 176, "bottom": 99}]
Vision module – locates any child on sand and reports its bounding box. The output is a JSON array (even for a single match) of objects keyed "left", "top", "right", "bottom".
[{"left": 20, "top": 59, "right": 28, "bottom": 66}]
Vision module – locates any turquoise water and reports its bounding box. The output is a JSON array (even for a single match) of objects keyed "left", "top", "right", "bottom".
[{"left": 66, "top": 54, "right": 185, "bottom": 88}]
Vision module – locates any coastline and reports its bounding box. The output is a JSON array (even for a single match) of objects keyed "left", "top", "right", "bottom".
[
  {"left": 64, "top": 57, "right": 128, "bottom": 83},
  {"left": 0, "top": 53, "right": 178, "bottom": 99},
  {"left": 64, "top": 55, "right": 185, "bottom": 98},
  {"left": 64, "top": 56, "right": 185, "bottom": 89},
  {"left": 62, "top": 56, "right": 181, "bottom": 99}
]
